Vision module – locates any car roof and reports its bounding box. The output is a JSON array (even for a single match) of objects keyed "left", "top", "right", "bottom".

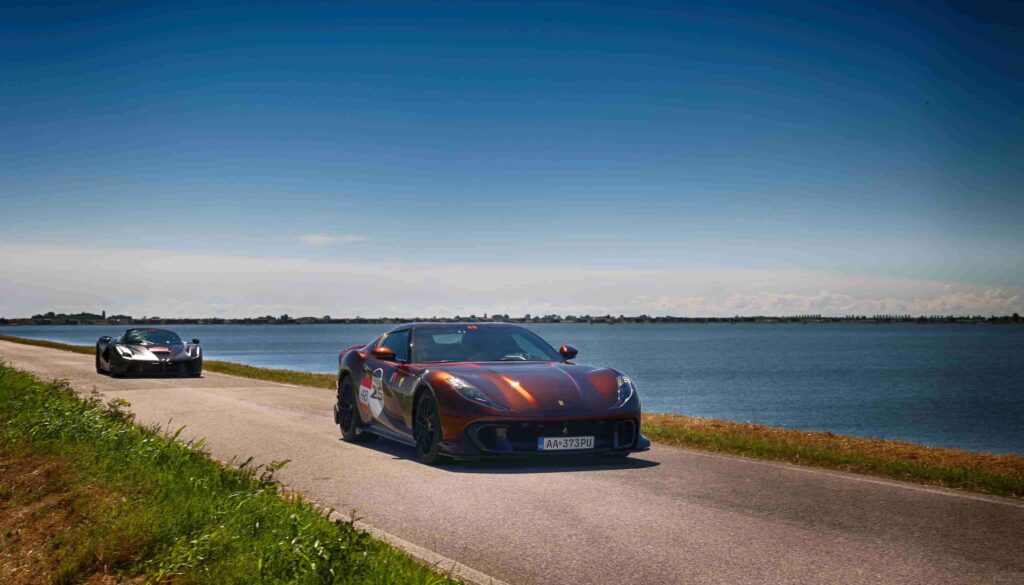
[
  {"left": 386, "top": 322, "right": 523, "bottom": 332},
  {"left": 125, "top": 328, "right": 176, "bottom": 333}
]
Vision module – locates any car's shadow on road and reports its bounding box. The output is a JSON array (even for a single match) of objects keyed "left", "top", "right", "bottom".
[
  {"left": 340, "top": 437, "right": 660, "bottom": 473},
  {"left": 441, "top": 456, "right": 660, "bottom": 474}
]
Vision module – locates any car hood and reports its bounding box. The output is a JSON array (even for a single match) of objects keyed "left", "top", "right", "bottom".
[{"left": 432, "top": 362, "right": 624, "bottom": 415}]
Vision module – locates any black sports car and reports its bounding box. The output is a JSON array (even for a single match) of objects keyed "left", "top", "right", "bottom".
[{"left": 96, "top": 328, "right": 202, "bottom": 377}]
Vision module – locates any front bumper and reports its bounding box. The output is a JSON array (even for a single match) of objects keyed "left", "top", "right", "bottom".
[
  {"left": 116, "top": 357, "right": 202, "bottom": 376},
  {"left": 441, "top": 416, "right": 650, "bottom": 458}
]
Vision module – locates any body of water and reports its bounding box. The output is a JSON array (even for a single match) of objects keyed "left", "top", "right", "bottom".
[{"left": 3, "top": 323, "right": 1022, "bottom": 454}]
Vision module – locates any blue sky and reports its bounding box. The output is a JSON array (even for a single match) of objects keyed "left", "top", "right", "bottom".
[{"left": 2, "top": 1, "right": 1022, "bottom": 317}]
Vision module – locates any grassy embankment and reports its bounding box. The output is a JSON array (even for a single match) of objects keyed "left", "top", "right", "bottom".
[
  {"left": 2, "top": 333, "right": 1023, "bottom": 499},
  {"left": 0, "top": 360, "right": 458, "bottom": 584}
]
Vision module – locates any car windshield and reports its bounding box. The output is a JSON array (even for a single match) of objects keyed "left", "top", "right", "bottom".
[
  {"left": 411, "top": 325, "right": 561, "bottom": 363},
  {"left": 124, "top": 329, "right": 183, "bottom": 346}
]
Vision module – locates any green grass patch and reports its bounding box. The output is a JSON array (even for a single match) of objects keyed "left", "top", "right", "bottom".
[
  {"left": 0, "top": 361, "right": 457, "bottom": 584},
  {"left": 0, "top": 334, "right": 93, "bottom": 355},
  {"left": 3, "top": 333, "right": 1022, "bottom": 499},
  {"left": 202, "top": 360, "right": 335, "bottom": 389}
]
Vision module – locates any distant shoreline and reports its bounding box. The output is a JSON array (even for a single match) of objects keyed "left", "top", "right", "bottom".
[{"left": 1, "top": 313, "right": 1021, "bottom": 327}]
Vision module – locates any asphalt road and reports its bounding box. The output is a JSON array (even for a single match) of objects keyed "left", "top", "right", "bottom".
[{"left": 3, "top": 340, "right": 1022, "bottom": 585}]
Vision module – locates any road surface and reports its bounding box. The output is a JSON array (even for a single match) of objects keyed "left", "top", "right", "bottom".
[{"left": 2, "top": 340, "right": 1022, "bottom": 585}]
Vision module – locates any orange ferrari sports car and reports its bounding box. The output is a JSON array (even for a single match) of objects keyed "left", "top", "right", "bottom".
[{"left": 333, "top": 322, "right": 649, "bottom": 464}]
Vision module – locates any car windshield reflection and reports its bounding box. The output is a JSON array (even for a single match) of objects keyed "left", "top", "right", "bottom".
[
  {"left": 411, "top": 326, "right": 561, "bottom": 363},
  {"left": 125, "top": 329, "right": 183, "bottom": 346}
]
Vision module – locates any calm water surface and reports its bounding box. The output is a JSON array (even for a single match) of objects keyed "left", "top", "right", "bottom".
[{"left": 3, "top": 323, "right": 1022, "bottom": 454}]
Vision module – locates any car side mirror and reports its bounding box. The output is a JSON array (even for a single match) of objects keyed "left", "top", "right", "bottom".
[
  {"left": 559, "top": 344, "right": 578, "bottom": 360},
  {"left": 99, "top": 336, "right": 111, "bottom": 342},
  {"left": 371, "top": 346, "right": 396, "bottom": 361},
  {"left": 192, "top": 338, "right": 200, "bottom": 344}
]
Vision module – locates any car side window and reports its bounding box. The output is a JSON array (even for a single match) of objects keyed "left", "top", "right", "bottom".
[{"left": 379, "top": 330, "right": 410, "bottom": 362}]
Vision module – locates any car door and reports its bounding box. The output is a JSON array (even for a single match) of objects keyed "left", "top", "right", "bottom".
[{"left": 362, "top": 329, "right": 412, "bottom": 434}]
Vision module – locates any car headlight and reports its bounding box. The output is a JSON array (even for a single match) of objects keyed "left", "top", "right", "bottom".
[
  {"left": 614, "top": 374, "right": 636, "bottom": 407},
  {"left": 189, "top": 345, "right": 201, "bottom": 357},
  {"left": 447, "top": 376, "right": 510, "bottom": 411},
  {"left": 116, "top": 346, "right": 134, "bottom": 359}
]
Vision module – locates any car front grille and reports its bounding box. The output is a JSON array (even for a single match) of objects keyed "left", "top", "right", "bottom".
[
  {"left": 128, "top": 361, "right": 197, "bottom": 376},
  {"left": 467, "top": 418, "right": 638, "bottom": 453}
]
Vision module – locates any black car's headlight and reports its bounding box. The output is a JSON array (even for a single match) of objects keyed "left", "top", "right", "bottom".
[
  {"left": 116, "top": 346, "right": 134, "bottom": 359},
  {"left": 188, "top": 345, "right": 201, "bottom": 358},
  {"left": 614, "top": 374, "right": 637, "bottom": 408},
  {"left": 447, "top": 376, "right": 510, "bottom": 411}
]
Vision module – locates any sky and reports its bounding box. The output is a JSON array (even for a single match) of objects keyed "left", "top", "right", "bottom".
[{"left": 2, "top": 0, "right": 1022, "bottom": 318}]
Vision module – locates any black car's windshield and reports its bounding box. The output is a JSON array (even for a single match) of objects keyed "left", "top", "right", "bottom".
[
  {"left": 411, "top": 325, "right": 561, "bottom": 363},
  {"left": 123, "top": 329, "right": 183, "bottom": 346}
]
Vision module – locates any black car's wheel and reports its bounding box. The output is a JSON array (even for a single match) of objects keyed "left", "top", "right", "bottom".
[
  {"left": 413, "top": 388, "right": 445, "bottom": 465},
  {"left": 188, "top": 358, "right": 203, "bottom": 377},
  {"left": 95, "top": 351, "right": 103, "bottom": 374},
  {"left": 108, "top": 353, "right": 123, "bottom": 377},
  {"left": 337, "top": 376, "right": 375, "bottom": 442}
]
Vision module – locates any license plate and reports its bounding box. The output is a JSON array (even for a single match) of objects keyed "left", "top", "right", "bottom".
[{"left": 537, "top": 436, "right": 595, "bottom": 451}]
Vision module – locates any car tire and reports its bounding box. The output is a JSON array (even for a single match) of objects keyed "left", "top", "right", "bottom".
[
  {"left": 95, "top": 352, "right": 103, "bottom": 374},
  {"left": 413, "top": 388, "right": 446, "bottom": 465},
  {"left": 337, "top": 376, "right": 375, "bottom": 443},
  {"left": 108, "top": 354, "right": 123, "bottom": 378}
]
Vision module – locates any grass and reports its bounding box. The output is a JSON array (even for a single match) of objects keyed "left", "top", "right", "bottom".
[
  {"left": 2, "top": 333, "right": 1023, "bottom": 499},
  {"left": 0, "top": 334, "right": 94, "bottom": 355},
  {"left": 0, "top": 361, "right": 458, "bottom": 584},
  {"left": 202, "top": 361, "right": 335, "bottom": 389}
]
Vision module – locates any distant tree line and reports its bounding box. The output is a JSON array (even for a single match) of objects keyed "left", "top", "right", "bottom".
[{"left": 0, "top": 311, "right": 1020, "bottom": 326}]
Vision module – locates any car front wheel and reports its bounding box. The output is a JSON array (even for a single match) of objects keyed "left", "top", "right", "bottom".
[
  {"left": 108, "top": 353, "right": 123, "bottom": 377},
  {"left": 413, "top": 388, "right": 445, "bottom": 465},
  {"left": 188, "top": 357, "right": 203, "bottom": 377}
]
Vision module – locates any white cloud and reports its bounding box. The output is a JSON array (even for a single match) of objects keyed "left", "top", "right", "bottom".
[
  {"left": 298, "top": 234, "right": 368, "bottom": 246},
  {"left": 630, "top": 288, "right": 1023, "bottom": 317},
  {"left": 0, "top": 244, "right": 1021, "bottom": 318}
]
